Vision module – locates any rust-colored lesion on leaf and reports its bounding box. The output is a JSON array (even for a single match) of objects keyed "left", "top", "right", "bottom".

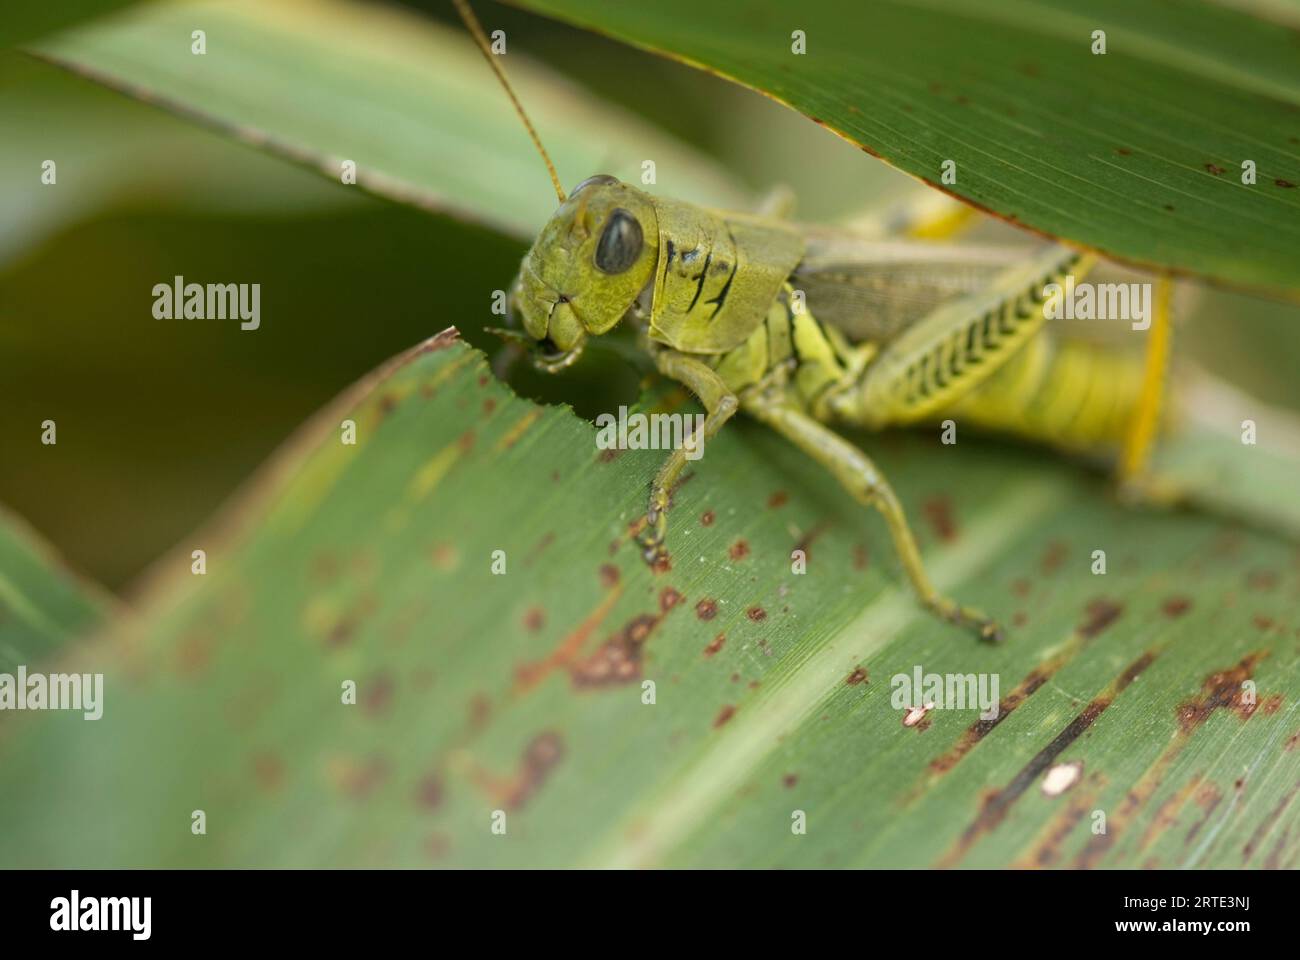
[{"left": 937, "top": 649, "right": 1158, "bottom": 868}]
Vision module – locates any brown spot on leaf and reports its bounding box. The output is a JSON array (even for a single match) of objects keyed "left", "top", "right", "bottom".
[
  {"left": 713, "top": 704, "right": 737, "bottom": 728},
  {"left": 1205, "top": 163, "right": 1225, "bottom": 175},
  {"left": 1078, "top": 598, "right": 1123, "bottom": 638},
  {"left": 1162, "top": 596, "right": 1192, "bottom": 618},
  {"left": 514, "top": 586, "right": 623, "bottom": 692},
  {"left": 703, "top": 633, "right": 726, "bottom": 657},
  {"left": 506, "top": 732, "right": 564, "bottom": 810},
  {"left": 470, "top": 733, "right": 566, "bottom": 812},
  {"left": 1175, "top": 653, "right": 1267, "bottom": 733},
  {"left": 1277, "top": 179, "right": 1296, "bottom": 188},
  {"left": 1041, "top": 540, "right": 1067, "bottom": 575},
  {"left": 429, "top": 542, "right": 458, "bottom": 571},
  {"left": 783, "top": 773, "right": 799, "bottom": 788},
  {"left": 853, "top": 543, "right": 870, "bottom": 570},
  {"left": 659, "top": 587, "right": 684, "bottom": 612},
  {"left": 695, "top": 598, "right": 718, "bottom": 621},
  {"left": 729, "top": 539, "right": 750, "bottom": 561},
  {"left": 415, "top": 773, "right": 444, "bottom": 810},
  {"left": 174, "top": 627, "right": 218, "bottom": 676},
  {"left": 523, "top": 607, "right": 545, "bottom": 633},
  {"left": 1183, "top": 783, "right": 1223, "bottom": 847},
  {"left": 311, "top": 552, "right": 341, "bottom": 583},
  {"left": 570, "top": 592, "right": 685, "bottom": 688},
  {"left": 1247, "top": 569, "right": 1278, "bottom": 591},
  {"left": 468, "top": 693, "right": 491, "bottom": 731},
  {"left": 846, "top": 667, "right": 869, "bottom": 686},
  {"left": 1264, "top": 830, "right": 1294, "bottom": 869},
  {"left": 793, "top": 521, "right": 830, "bottom": 559},
  {"left": 523, "top": 531, "right": 555, "bottom": 566},
  {"left": 922, "top": 495, "right": 957, "bottom": 542},
  {"left": 1138, "top": 776, "right": 1203, "bottom": 851},
  {"left": 361, "top": 672, "right": 395, "bottom": 716},
  {"left": 768, "top": 490, "right": 789, "bottom": 508},
  {"left": 598, "top": 564, "right": 619, "bottom": 589},
  {"left": 1015, "top": 787, "right": 1099, "bottom": 867},
  {"left": 700, "top": 510, "right": 715, "bottom": 526},
  {"left": 252, "top": 752, "right": 284, "bottom": 792},
  {"left": 747, "top": 605, "right": 768, "bottom": 623}
]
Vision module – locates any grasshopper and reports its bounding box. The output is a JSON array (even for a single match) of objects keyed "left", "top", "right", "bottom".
[{"left": 455, "top": 0, "right": 1174, "bottom": 641}]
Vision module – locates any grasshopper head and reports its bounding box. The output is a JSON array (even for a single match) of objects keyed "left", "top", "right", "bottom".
[{"left": 509, "top": 175, "right": 659, "bottom": 372}]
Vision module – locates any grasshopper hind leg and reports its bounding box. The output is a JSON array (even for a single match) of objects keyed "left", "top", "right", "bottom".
[
  {"left": 745, "top": 390, "right": 1002, "bottom": 643},
  {"left": 1116, "top": 274, "right": 1179, "bottom": 506}
]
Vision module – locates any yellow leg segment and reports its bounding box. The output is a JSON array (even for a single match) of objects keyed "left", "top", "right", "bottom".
[{"left": 1118, "top": 274, "right": 1174, "bottom": 498}]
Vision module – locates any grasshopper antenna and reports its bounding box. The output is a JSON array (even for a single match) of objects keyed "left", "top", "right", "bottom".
[{"left": 452, "top": 0, "right": 567, "bottom": 204}]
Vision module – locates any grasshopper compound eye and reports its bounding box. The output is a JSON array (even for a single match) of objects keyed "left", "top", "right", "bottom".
[{"left": 594, "top": 209, "right": 643, "bottom": 274}]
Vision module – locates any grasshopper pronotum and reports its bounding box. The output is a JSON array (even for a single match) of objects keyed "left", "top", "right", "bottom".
[{"left": 455, "top": 0, "right": 1174, "bottom": 641}]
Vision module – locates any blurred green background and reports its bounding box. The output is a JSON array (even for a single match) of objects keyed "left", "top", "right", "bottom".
[{"left": 2, "top": 0, "right": 1298, "bottom": 592}]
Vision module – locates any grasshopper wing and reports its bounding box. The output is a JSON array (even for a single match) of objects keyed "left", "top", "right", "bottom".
[{"left": 791, "top": 230, "right": 1047, "bottom": 343}]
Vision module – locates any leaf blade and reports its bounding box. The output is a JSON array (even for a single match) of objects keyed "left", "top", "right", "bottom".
[{"left": 510, "top": 0, "right": 1300, "bottom": 296}]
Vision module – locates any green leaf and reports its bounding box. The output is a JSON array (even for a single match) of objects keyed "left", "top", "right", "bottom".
[
  {"left": 0, "top": 51, "right": 360, "bottom": 269},
  {"left": 31, "top": 0, "right": 747, "bottom": 240},
  {"left": 1, "top": 332, "right": 1295, "bottom": 868},
  {"left": 0, "top": 0, "right": 142, "bottom": 50},
  {"left": 0, "top": 505, "right": 111, "bottom": 672},
  {"left": 509, "top": 0, "right": 1300, "bottom": 297},
  {"left": 1153, "top": 370, "right": 1300, "bottom": 538}
]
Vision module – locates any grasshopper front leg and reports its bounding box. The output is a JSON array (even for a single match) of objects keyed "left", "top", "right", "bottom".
[
  {"left": 744, "top": 387, "right": 1002, "bottom": 642},
  {"left": 635, "top": 349, "right": 739, "bottom": 565}
]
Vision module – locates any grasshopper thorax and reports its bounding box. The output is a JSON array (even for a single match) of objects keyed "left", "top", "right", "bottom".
[{"left": 510, "top": 175, "right": 659, "bottom": 371}]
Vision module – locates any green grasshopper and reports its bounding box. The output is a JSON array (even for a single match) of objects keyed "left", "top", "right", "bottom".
[{"left": 455, "top": 0, "right": 1173, "bottom": 641}]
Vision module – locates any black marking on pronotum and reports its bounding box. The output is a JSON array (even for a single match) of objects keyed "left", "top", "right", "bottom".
[
  {"left": 687, "top": 250, "right": 714, "bottom": 313},
  {"left": 706, "top": 227, "right": 741, "bottom": 320},
  {"left": 665, "top": 239, "right": 676, "bottom": 265}
]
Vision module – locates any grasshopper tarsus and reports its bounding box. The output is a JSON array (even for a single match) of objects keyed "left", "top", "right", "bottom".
[{"left": 634, "top": 527, "right": 665, "bottom": 566}]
